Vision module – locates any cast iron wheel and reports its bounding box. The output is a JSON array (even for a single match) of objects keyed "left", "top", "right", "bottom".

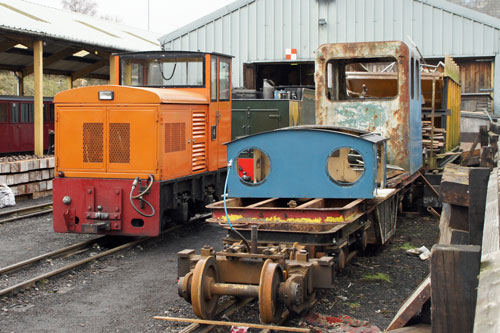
[
  {"left": 259, "top": 259, "right": 285, "bottom": 324},
  {"left": 191, "top": 256, "right": 220, "bottom": 319}
]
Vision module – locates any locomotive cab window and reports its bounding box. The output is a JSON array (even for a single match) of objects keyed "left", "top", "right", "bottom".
[
  {"left": 120, "top": 53, "right": 205, "bottom": 88},
  {"left": 327, "top": 147, "right": 365, "bottom": 185},
  {"left": 219, "top": 58, "right": 230, "bottom": 101},
  {"left": 237, "top": 148, "right": 270, "bottom": 185},
  {"left": 326, "top": 57, "right": 398, "bottom": 101}
]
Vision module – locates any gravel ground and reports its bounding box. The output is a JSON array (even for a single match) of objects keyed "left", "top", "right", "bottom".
[{"left": 0, "top": 197, "right": 438, "bottom": 333}]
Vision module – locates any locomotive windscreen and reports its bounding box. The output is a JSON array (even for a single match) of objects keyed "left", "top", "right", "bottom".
[{"left": 120, "top": 54, "right": 205, "bottom": 88}]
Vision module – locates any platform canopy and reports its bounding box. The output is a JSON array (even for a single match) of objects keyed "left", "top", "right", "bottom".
[{"left": 0, "top": 0, "right": 161, "bottom": 81}]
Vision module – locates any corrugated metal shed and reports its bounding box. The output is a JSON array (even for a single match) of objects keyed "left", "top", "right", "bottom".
[
  {"left": 0, "top": 0, "right": 161, "bottom": 51},
  {"left": 159, "top": 0, "right": 500, "bottom": 113}
]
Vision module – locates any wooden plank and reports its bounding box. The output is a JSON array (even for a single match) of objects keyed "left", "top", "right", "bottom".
[
  {"left": 386, "top": 276, "right": 431, "bottom": 331},
  {"left": 153, "top": 316, "right": 311, "bottom": 332},
  {"left": 474, "top": 251, "right": 500, "bottom": 333},
  {"left": 468, "top": 168, "right": 491, "bottom": 246},
  {"left": 439, "top": 164, "right": 470, "bottom": 207},
  {"left": 431, "top": 244, "right": 481, "bottom": 333},
  {"left": 389, "top": 324, "right": 431, "bottom": 333},
  {"left": 481, "top": 168, "right": 500, "bottom": 255}
]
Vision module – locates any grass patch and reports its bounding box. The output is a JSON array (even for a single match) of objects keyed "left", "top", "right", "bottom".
[
  {"left": 399, "top": 242, "right": 414, "bottom": 251},
  {"left": 361, "top": 273, "right": 392, "bottom": 283},
  {"left": 346, "top": 302, "right": 360, "bottom": 309}
]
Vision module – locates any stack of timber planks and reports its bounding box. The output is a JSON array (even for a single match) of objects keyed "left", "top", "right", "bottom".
[
  {"left": 422, "top": 120, "right": 446, "bottom": 152},
  {"left": 0, "top": 156, "right": 54, "bottom": 198}
]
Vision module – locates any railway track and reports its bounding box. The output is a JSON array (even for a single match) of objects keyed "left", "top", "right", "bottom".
[
  {"left": 0, "top": 202, "right": 53, "bottom": 224},
  {"left": 0, "top": 233, "right": 156, "bottom": 297}
]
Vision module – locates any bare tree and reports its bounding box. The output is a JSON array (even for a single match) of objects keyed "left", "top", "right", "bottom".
[{"left": 61, "top": 0, "right": 97, "bottom": 16}]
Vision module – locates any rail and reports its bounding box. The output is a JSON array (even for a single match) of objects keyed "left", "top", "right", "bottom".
[
  {"left": 0, "top": 235, "right": 151, "bottom": 297},
  {"left": 0, "top": 202, "right": 53, "bottom": 224}
]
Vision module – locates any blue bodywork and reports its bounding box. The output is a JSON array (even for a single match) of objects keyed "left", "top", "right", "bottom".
[{"left": 226, "top": 126, "right": 386, "bottom": 199}]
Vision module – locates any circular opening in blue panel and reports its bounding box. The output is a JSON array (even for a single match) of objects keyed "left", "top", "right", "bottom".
[
  {"left": 327, "top": 147, "right": 365, "bottom": 185},
  {"left": 236, "top": 148, "right": 270, "bottom": 186}
]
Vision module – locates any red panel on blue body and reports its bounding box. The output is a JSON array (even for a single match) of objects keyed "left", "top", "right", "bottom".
[{"left": 53, "top": 177, "right": 160, "bottom": 236}]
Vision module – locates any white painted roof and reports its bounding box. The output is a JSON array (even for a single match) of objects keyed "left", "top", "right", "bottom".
[{"left": 0, "top": 0, "right": 161, "bottom": 51}]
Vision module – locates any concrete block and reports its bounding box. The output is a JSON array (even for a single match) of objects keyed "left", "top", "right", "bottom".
[
  {"left": 39, "top": 158, "right": 47, "bottom": 169},
  {"left": 6, "top": 174, "right": 15, "bottom": 185},
  {"left": 0, "top": 163, "right": 10, "bottom": 174},
  {"left": 47, "top": 180, "right": 53, "bottom": 190},
  {"left": 32, "top": 159, "right": 40, "bottom": 170},
  {"left": 49, "top": 169, "right": 54, "bottom": 178},
  {"left": 19, "top": 160, "right": 31, "bottom": 172},
  {"left": 39, "top": 181, "right": 47, "bottom": 191},
  {"left": 41, "top": 170, "right": 50, "bottom": 179},
  {"left": 48, "top": 157, "right": 55, "bottom": 168},
  {"left": 13, "top": 184, "right": 26, "bottom": 196},
  {"left": 10, "top": 162, "right": 20, "bottom": 173},
  {"left": 26, "top": 182, "right": 40, "bottom": 194},
  {"left": 0, "top": 175, "right": 6, "bottom": 185},
  {"left": 14, "top": 172, "right": 29, "bottom": 184}
]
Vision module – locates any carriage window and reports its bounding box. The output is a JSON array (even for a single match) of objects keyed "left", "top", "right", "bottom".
[
  {"left": 49, "top": 104, "right": 54, "bottom": 121},
  {"left": 327, "top": 148, "right": 365, "bottom": 185},
  {"left": 237, "top": 148, "right": 270, "bottom": 185},
  {"left": 11, "top": 103, "right": 19, "bottom": 123},
  {"left": 0, "top": 103, "right": 8, "bottom": 122},
  {"left": 20, "top": 103, "right": 32, "bottom": 123},
  {"left": 219, "top": 58, "right": 230, "bottom": 101},
  {"left": 211, "top": 57, "right": 217, "bottom": 101},
  {"left": 326, "top": 57, "right": 398, "bottom": 101}
]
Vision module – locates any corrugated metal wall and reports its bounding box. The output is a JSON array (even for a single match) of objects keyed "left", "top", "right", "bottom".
[{"left": 160, "top": 0, "right": 500, "bottom": 103}]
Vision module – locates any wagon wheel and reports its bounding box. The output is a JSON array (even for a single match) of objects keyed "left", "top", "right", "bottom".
[
  {"left": 191, "top": 256, "right": 220, "bottom": 319},
  {"left": 259, "top": 259, "right": 285, "bottom": 324}
]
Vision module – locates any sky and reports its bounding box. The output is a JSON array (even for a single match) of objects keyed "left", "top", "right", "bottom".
[{"left": 26, "top": 0, "right": 236, "bottom": 34}]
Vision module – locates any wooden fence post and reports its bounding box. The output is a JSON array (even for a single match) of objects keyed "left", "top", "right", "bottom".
[{"left": 431, "top": 244, "right": 481, "bottom": 333}]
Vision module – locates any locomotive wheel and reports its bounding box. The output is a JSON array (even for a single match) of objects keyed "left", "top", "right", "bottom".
[
  {"left": 336, "top": 248, "right": 346, "bottom": 271},
  {"left": 259, "top": 259, "right": 285, "bottom": 324},
  {"left": 191, "top": 256, "right": 220, "bottom": 319}
]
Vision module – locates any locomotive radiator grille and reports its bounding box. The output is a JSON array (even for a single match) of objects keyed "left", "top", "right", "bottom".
[
  {"left": 109, "top": 123, "right": 130, "bottom": 163},
  {"left": 165, "top": 123, "right": 186, "bottom": 153},
  {"left": 192, "top": 110, "right": 207, "bottom": 172},
  {"left": 83, "top": 122, "right": 103, "bottom": 163}
]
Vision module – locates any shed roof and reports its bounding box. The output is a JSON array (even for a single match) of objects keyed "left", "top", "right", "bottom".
[{"left": 1, "top": 0, "right": 161, "bottom": 51}]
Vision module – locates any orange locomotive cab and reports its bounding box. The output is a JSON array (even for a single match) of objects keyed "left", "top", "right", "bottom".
[{"left": 53, "top": 52, "right": 232, "bottom": 236}]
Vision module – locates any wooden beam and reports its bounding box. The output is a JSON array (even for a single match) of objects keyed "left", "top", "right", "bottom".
[
  {"left": 474, "top": 251, "right": 500, "bottom": 332},
  {"left": 153, "top": 316, "right": 311, "bottom": 332},
  {"left": 71, "top": 59, "right": 107, "bottom": 81},
  {"left": 0, "top": 39, "right": 18, "bottom": 53},
  {"left": 431, "top": 244, "right": 481, "bottom": 333},
  {"left": 33, "top": 40, "right": 43, "bottom": 156},
  {"left": 386, "top": 276, "right": 431, "bottom": 330},
  {"left": 23, "top": 47, "right": 76, "bottom": 76},
  {"left": 109, "top": 54, "right": 118, "bottom": 84},
  {"left": 468, "top": 168, "right": 491, "bottom": 246},
  {"left": 439, "top": 164, "right": 470, "bottom": 207}
]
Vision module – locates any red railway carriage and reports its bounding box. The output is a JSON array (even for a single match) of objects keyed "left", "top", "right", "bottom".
[
  {"left": 0, "top": 95, "right": 54, "bottom": 154},
  {"left": 53, "top": 51, "right": 232, "bottom": 236}
]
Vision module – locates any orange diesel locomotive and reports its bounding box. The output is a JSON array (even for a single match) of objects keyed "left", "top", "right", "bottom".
[{"left": 53, "top": 51, "right": 232, "bottom": 236}]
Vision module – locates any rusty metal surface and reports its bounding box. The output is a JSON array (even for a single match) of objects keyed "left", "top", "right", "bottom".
[
  {"left": 207, "top": 197, "right": 365, "bottom": 232},
  {"left": 315, "top": 41, "right": 422, "bottom": 175}
]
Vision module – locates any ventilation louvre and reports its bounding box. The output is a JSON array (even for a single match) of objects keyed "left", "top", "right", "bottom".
[
  {"left": 109, "top": 123, "right": 130, "bottom": 163},
  {"left": 192, "top": 110, "right": 207, "bottom": 172},
  {"left": 165, "top": 123, "right": 186, "bottom": 153},
  {"left": 83, "top": 122, "right": 103, "bottom": 163}
]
